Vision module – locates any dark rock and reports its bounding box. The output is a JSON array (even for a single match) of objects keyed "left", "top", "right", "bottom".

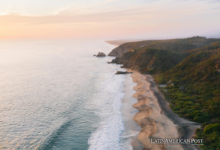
[
  {"left": 111, "top": 57, "right": 120, "bottom": 63},
  {"left": 96, "top": 52, "right": 106, "bottom": 57},
  {"left": 115, "top": 71, "right": 132, "bottom": 74}
]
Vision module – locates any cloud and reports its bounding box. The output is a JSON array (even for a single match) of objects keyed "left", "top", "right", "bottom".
[
  {"left": 2, "top": 2, "right": 218, "bottom": 26},
  {"left": 0, "top": 5, "right": 157, "bottom": 26},
  {"left": 0, "top": 0, "right": 220, "bottom": 39}
]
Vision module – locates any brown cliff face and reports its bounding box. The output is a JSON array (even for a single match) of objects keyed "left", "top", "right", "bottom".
[
  {"left": 116, "top": 49, "right": 183, "bottom": 74},
  {"left": 108, "top": 45, "right": 131, "bottom": 57}
]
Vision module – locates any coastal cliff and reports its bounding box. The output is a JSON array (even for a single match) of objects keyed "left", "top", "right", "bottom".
[
  {"left": 114, "top": 48, "right": 183, "bottom": 74},
  {"left": 108, "top": 36, "right": 220, "bottom": 57},
  {"left": 108, "top": 36, "right": 220, "bottom": 150},
  {"left": 109, "top": 37, "right": 220, "bottom": 75}
]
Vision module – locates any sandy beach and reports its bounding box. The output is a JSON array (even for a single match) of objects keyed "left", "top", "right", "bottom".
[
  {"left": 120, "top": 73, "right": 142, "bottom": 150},
  {"left": 127, "top": 70, "right": 201, "bottom": 150}
]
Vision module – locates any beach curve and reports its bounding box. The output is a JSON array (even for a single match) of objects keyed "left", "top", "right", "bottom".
[{"left": 130, "top": 70, "right": 201, "bottom": 150}]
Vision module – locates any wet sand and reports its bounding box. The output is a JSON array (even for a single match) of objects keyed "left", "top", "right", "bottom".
[
  {"left": 120, "top": 73, "right": 143, "bottom": 150},
  {"left": 129, "top": 70, "right": 201, "bottom": 150}
]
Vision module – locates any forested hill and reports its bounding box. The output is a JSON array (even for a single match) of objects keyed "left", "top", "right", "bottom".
[
  {"left": 108, "top": 36, "right": 220, "bottom": 57},
  {"left": 155, "top": 43, "right": 220, "bottom": 150},
  {"left": 108, "top": 36, "right": 220, "bottom": 150},
  {"left": 110, "top": 37, "right": 220, "bottom": 75}
]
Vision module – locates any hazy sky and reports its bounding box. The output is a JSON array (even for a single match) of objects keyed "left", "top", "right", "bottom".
[{"left": 0, "top": 0, "right": 220, "bottom": 39}]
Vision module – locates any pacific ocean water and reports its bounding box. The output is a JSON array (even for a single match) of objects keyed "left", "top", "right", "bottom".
[{"left": 0, "top": 39, "right": 133, "bottom": 150}]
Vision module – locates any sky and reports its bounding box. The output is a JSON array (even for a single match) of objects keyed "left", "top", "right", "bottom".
[{"left": 0, "top": 0, "right": 220, "bottom": 39}]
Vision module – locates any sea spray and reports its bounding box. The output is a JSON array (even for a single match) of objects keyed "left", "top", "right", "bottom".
[
  {"left": 87, "top": 71, "right": 127, "bottom": 150},
  {"left": 119, "top": 74, "right": 140, "bottom": 150}
]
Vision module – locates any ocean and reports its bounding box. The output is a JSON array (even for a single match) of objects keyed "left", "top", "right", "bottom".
[{"left": 0, "top": 39, "right": 137, "bottom": 150}]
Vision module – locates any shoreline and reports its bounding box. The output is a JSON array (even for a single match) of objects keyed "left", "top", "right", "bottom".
[
  {"left": 128, "top": 70, "right": 201, "bottom": 150},
  {"left": 120, "top": 73, "right": 142, "bottom": 150}
]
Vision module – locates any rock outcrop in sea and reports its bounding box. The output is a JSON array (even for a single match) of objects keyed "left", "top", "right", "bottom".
[
  {"left": 96, "top": 52, "right": 106, "bottom": 57},
  {"left": 115, "top": 71, "right": 132, "bottom": 74}
]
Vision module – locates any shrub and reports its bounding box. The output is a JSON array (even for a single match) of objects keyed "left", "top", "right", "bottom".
[{"left": 204, "top": 123, "right": 220, "bottom": 134}]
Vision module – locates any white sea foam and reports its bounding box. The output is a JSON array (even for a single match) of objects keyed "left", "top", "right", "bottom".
[
  {"left": 0, "top": 39, "right": 120, "bottom": 149},
  {"left": 88, "top": 69, "right": 128, "bottom": 150}
]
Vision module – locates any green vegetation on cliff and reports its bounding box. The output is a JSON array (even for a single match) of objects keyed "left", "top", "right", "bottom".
[
  {"left": 155, "top": 43, "right": 220, "bottom": 150},
  {"left": 109, "top": 36, "right": 220, "bottom": 150},
  {"left": 118, "top": 48, "right": 183, "bottom": 74},
  {"left": 108, "top": 36, "right": 220, "bottom": 57}
]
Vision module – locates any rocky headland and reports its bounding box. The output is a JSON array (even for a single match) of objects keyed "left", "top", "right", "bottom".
[{"left": 107, "top": 36, "right": 220, "bottom": 150}]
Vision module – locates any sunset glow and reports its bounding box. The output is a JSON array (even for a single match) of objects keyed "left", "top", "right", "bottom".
[{"left": 0, "top": 0, "right": 220, "bottom": 39}]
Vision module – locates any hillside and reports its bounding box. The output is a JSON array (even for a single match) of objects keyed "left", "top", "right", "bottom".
[
  {"left": 156, "top": 49, "right": 220, "bottom": 149},
  {"left": 108, "top": 36, "right": 220, "bottom": 150},
  {"left": 108, "top": 36, "right": 220, "bottom": 57},
  {"left": 110, "top": 37, "right": 220, "bottom": 75},
  {"left": 113, "top": 48, "right": 183, "bottom": 74}
]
